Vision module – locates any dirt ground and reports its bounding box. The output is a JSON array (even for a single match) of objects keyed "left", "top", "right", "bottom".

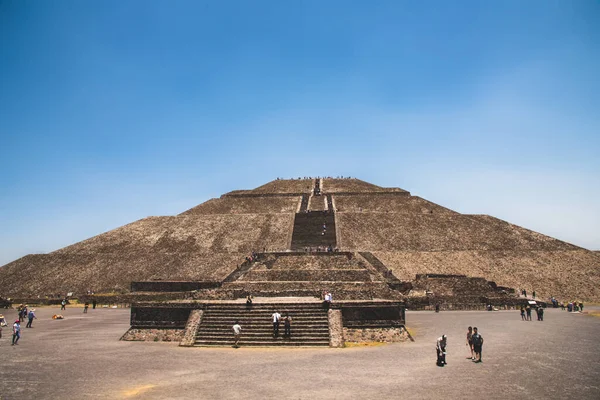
[{"left": 0, "top": 305, "right": 598, "bottom": 400}]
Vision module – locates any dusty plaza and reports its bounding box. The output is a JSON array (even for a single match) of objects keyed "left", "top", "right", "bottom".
[{"left": 0, "top": 306, "right": 598, "bottom": 400}]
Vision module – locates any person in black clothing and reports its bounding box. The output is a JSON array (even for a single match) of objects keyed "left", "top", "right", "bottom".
[
  {"left": 436, "top": 335, "right": 447, "bottom": 367},
  {"left": 283, "top": 314, "right": 292, "bottom": 338},
  {"left": 472, "top": 327, "right": 484, "bottom": 363}
]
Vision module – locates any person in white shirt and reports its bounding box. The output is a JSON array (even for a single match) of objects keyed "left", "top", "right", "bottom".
[
  {"left": 324, "top": 291, "right": 332, "bottom": 309},
  {"left": 272, "top": 311, "right": 281, "bottom": 338},
  {"left": 232, "top": 321, "right": 242, "bottom": 348}
]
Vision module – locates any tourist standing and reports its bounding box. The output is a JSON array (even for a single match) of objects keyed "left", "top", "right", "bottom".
[
  {"left": 284, "top": 314, "right": 292, "bottom": 338},
  {"left": 526, "top": 305, "right": 532, "bottom": 321},
  {"left": 12, "top": 320, "right": 21, "bottom": 345},
  {"left": 466, "top": 326, "right": 474, "bottom": 360},
  {"left": 60, "top": 299, "right": 66, "bottom": 310},
  {"left": 84, "top": 301, "right": 89, "bottom": 313},
  {"left": 436, "top": 335, "right": 447, "bottom": 367},
  {"left": 232, "top": 320, "right": 241, "bottom": 348},
  {"left": 538, "top": 306, "right": 544, "bottom": 321},
  {"left": 472, "top": 327, "right": 484, "bottom": 363},
  {"left": 272, "top": 310, "right": 281, "bottom": 338},
  {"left": 26, "top": 309, "right": 36, "bottom": 328},
  {"left": 92, "top": 299, "right": 97, "bottom": 309},
  {"left": 520, "top": 306, "right": 526, "bottom": 321},
  {"left": 323, "top": 292, "right": 332, "bottom": 310}
]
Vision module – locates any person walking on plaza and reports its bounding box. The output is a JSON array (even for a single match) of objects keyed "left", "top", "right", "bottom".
[
  {"left": 466, "top": 326, "right": 474, "bottom": 360},
  {"left": 26, "top": 309, "right": 36, "bottom": 328},
  {"left": 60, "top": 299, "right": 66, "bottom": 311},
  {"left": 472, "top": 327, "right": 484, "bottom": 363},
  {"left": 520, "top": 306, "right": 526, "bottom": 321},
  {"left": 436, "top": 334, "right": 447, "bottom": 367},
  {"left": 537, "top": 306, "right": 544, "bottom": 321},
  {"left": 83, "top": 301, "right": 89, "bottom": 313},
  {"left": 526, "top": 305, "right": 532, "bottom": 321},
  {"left": 232, "top": 320, "right": 241, "bottom": 348},
  {"left": 271, "top": 310, "right": 281, "bottom": 338},
  {"left": 12, "top": 320, "right": 21, "bottom": 345}
]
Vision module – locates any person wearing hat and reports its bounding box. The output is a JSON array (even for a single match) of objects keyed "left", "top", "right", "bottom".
[
  {"left": 436, "top": 334, "right": 447, "bottom": 366},
  {"left": 12, "top": 319, "right": 21, "bottom": 345},
  {"left": 26, "top": 308, "right": 36, "bottom": 328}
]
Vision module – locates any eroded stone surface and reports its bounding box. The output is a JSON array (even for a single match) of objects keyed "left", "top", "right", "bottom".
[{"left": 180, "top": 309, "right": 203, "bottom": 347}]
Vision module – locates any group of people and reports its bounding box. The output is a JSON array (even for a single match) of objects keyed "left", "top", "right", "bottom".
[
  {"left": 3, "top": 297, "right": 99, "bottom": 347},
  {"left": 564, "top": 301, "right": 584, "bottom": 312},
  {"left": 303, "top": 245, "right": 337, "bottom": 253},
  {"left": 275, "top": 176, "right": 355, "bottom": 181},
  {"left": 436, "top": 327, "right": 484, "bottom": 367},
  {"left": 520, "top": 305, "right": 545, "bottom": 321},
  {"left": 231, "top": 310, "right": 293, "bottom": 348},
  {"left": 519, "top": 289, "right": 536, "bottom": 299},
  {"left": 271, "top": 310, "right": 293, "bottom": 338}
]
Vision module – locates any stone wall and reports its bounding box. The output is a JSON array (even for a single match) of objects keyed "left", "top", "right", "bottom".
[
  {"left": 340, "top": 302, "right": 405, "bottom": 327},
  {"left": 131, "top": 304, "right": 198, "bottom": 328},
  {"left": 131, "top": 281, "right": 220, "bottom": 292},
  {"left": 121, "top": 328, "right": 185, "bottom": 342},
  {"left": 180, "top": 309, "right": 204, "bottom": 347},
  {"left": 328, "top": 309, "right": 343, "bottom": 348},
  {"left": 343, "top": 327, "right": 410, "bottom": 343}
]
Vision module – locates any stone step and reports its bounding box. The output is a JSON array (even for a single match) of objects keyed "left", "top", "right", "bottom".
[
  {"left": 205, "top": 304, "right": 325, "bottom": 310},
  {"left": 197, "top": 327, "right": 329, "bottom": 333},
  {"left": 205, "top": 307, "right": 325, "bottom": 312},
  {"left": 196, "top": 332, "right": 329, "bottom": 343},
  {"left": 196, "top": 329, "right": 329, "bottom": 340},
  {"left": 201, "top": 319, "right": 328, "bottom": 325},
  {"left": 241, "top": 269, "right": 373, "bottom": 282},
  {"left": 194, "top": 341, "right": 330, "bottom": 347}
]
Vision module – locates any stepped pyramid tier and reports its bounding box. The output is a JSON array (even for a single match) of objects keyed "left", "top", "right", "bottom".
[{"left": 0, "top": 176, "right": 598, "bottom": 304}]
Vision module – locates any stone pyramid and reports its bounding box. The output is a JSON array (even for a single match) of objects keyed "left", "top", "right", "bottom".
[{"left": 1, "top": 177, "right": 598, "bottom": 301}]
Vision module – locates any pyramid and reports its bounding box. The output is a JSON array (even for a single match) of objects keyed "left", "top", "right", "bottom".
[{"left": 1, "top": 177, "right": 598, "bottom": 301}]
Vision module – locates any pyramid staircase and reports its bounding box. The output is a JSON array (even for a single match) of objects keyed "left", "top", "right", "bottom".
[
  {"left": 290, "top": 211, "right": 336, "bottom": 250},
  {"left": 195, "top": 302, "right": 330, "bottom": 347},
  {"left": 221, "top": 252, "right": 402, "bottom": 300}
]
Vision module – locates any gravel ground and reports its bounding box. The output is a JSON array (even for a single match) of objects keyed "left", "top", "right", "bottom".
[{"left": 0, "top": 305, "right": 598, "bottom": 400}]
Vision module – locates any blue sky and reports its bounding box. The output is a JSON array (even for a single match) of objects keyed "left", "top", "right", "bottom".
[{"left": 1, "top": 1, "right": 599, "bottom": 265}]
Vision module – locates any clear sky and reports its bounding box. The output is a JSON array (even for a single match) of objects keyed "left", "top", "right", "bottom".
[{"left": 1, "top": 1, "right": 599, "bottom": 266}]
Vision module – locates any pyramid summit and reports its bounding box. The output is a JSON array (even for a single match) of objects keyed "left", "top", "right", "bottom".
[{"left": 1, "top": 177, "right": 598, "bottom": 302}]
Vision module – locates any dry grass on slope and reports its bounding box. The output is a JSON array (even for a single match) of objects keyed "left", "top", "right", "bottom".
[
  {"left": 0, "top": 251, "right": 246, "bottom": 297},
  {"left": 250, "top": 179, "right": 314, "bottom": 194},
  {"left": 54, "top": 214, "right": 293, "bottom": 255},
  {"left": 180, "top": 196, "right": 301, "bottom": 215},
  {"left": 309, "top": 195, "right": 327, "bottom": 211},
  {"left": 374, "top": 250, "right": 600, "bottom": 302},
  {"left": 0, "top": 213, "right": 295, "bottom": 297},
  {"left": 323, "top": 178, "right": 400, "bottom": 193},
  {"left": 334, "top": 195, "right": 457, "bottom": 215},
  {"left": 337, "top": 213, "right": 575, "bottom": 252},
  {"left": 467, "top": 215, "right": 578, "bottom": 251}
]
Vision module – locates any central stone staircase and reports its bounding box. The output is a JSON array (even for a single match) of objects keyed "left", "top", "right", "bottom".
[
  {"left": 290, "top": 211, "right": 336, "bottom": 250},
  {"left": 195, "top": 302, "right": 330, "bottom": 347}
]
